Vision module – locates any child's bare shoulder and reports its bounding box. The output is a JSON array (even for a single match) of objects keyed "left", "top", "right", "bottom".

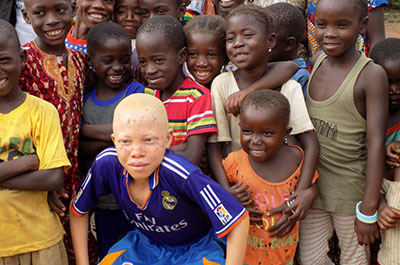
[
  {"left": 283, "top": 145, "right": 303, "bottom": 167},
  {"left": 358, "top": 61, "right": 387, "bottom": 91}
]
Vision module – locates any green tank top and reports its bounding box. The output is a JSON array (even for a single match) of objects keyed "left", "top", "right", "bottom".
[{"left": 306, "top": 53, "right": 371, "bottom": 214}]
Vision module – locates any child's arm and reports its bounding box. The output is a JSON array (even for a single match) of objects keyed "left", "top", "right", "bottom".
[
  {"left": 169, "top": 134, "right": 208, "bottom": 165},
  {"left": 208, "top": 142, "right": 252, "bottom": 205},
  {"left": 377, "top": 194, "right": 400, "bottom": 230},
  {"left": 367, "top": 5, "right": 385, "bottom": 51},
  {"left": 81, "top": 123, "right": 113, "bottom": 142},
  {"left": 0, "top": 167, "right": 64, "bottom": 191},
  {"left": 0, "top": 154, "right": 39, "bottom": 182},
  {"left": 225, "top": 214, "right": 249, "bottom": 265},
  {"left": 285, "top": 131, "right": 319, "bottom": 221},
  {"left": 70, "top": 209, "right": 90, "bottom": 265},
  {"left": 224, "top": 61, "right": 298, "bottom": 116},
  {"left": 354, "top": 63, "right": 388, "bottom": 245}
]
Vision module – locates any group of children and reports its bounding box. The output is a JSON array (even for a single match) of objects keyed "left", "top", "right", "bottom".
[{"left": 0, "top": 0, "right": 399, "bottom": 264}]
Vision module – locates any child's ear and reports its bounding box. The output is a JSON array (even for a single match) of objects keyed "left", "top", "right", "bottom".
[
  {"left": 22, "top": 9, "right": 31, "bottom": 24},
  {"left": 86, "top": 53, "right": 93, "bottom": 68},
  {"left": 178, "top": 47, "right": 187, "bottom": 65},
  {"left": 20, "top": 49, "right": 26, "bottom": 68},
  {"left": 285, "top": 37, "right": 296, "bottom": 52},
  {"left": 111, "top": 133, "right": 116, "bottom": 145},
  {"left": 165, "top": 129, "right": 173, "bottom": 148},
  {"left": 359, "top": 16, "right": 368, "bottom": 36},
  {"left": 267, "top": 33, "right": 277, "bottom": 50}
]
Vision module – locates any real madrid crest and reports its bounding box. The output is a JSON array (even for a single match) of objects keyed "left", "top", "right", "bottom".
[{"left": 161, "top": 191, "right": 177, "bottom": 210}]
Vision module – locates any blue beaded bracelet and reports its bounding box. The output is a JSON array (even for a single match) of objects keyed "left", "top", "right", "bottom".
[{"left": 355, "top": 201, "right": 378, "bottom": 224}]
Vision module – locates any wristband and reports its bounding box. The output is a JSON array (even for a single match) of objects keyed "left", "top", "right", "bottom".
[{"left": 355, "top": 201, "right": 378, "bottom": 224}]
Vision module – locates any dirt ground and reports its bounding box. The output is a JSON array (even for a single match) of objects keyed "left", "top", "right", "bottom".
[{"left": 385, "top": 8, "right": 400, "bottom": 38}]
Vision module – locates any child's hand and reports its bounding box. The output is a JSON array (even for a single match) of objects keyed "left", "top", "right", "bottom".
[
  {"left": 354, "top": 219, "right": 380, "bottom": 245},
  {"left": 284, "top": 186, "right": 318, "bottom": 222},
  {"left": 378, "top": 205, "right": 400, "bottom": 230},
  {"left": 47, "top": 188, "right": 69, "bottom": 217},
  {"left": 224, "top": 90, "right": 250, "bottom": 117},
  {"left": 228, "top": 181, "right": 252, "bottom": 207},
  {"left": 248, "top": 208, "right": 264, "bottom": 225},
  {"left": 267, "top": 211, "right": 296, "bottom": 238},
  {"left": 386, "top": 141, "right": 400, "bottom": 168}
]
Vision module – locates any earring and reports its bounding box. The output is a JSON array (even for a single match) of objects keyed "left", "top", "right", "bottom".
[
  {"left": 284, "top": 137, "right": 288, "bottom": 145},
  {"left": 268, "top": 47, "right": 272, "bottom": 52}
]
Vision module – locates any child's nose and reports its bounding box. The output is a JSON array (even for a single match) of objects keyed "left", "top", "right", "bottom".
[
  {"left": 130, "top": 145, "right": 145, "bottom": 157},
  {"left": 390, "top": 83, "right": 400, "bottom": 95},
  {"left": 324, "top": 26, "right": 337, "bottom": 38},
  {"left": 46, "top": 12, "right": 59, "bottom": 25},
  {"left": 233, "top": 35, "right": 244, "bottom": 48},
  {"left": 251, "top": 134, "right": 261, "bottom": 145},
  {"left": 112, "top": 63, "right": 123, "bottom": 72},
  {"left": 197, "top": 55, "right": 208, "bottom": 66},
  {"left": 92, "top": 0, "right": 106, "bottom": 9}
]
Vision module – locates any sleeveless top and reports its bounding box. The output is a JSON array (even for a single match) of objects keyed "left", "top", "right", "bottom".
[{"left": 306, "top": 53, "right": 371, "bottom": 214}]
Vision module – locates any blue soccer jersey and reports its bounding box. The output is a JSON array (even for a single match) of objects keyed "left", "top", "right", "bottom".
[{"left": 72, "top": 148, "right": 248, "bottom": 246}]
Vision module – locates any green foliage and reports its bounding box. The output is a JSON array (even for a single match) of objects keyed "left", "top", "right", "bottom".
[{"left": 388, "top": 0, "right": 400, "bottom": 9}]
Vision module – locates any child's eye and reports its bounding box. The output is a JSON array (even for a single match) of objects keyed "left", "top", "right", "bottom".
[
  {"left": 155, "top": 58, "right": 164, "bottom": 64},
  {"left": 338, "top": 23, "right": 349, "bottom": 28},
  {"left": 156, "top": 9, "right": 168, "bottom": 15},
  {"left": 208, "top": 53, "right": 217, "bottom": 58},
  {"left": 188, "top": 52, "right": 198, "bottom": 58},
  {"left": 104, "top": 0, "right": 115, "bottom": 5},
  {"left": 101, "top": 59, "right": 113, "bottom": 65},
  {"left": 226, "top": 36, "right": 235, "bottom": 42},
  {"left": 263, "top": 132, "right": 273, "bottom": 136},
  {"left": 56, "top": 8, "right": 66, "bottom": 13},
  {"left": 141, "top": 10, "right": 149, "bottom": 18},
  {"left": 242, "top": 129, "right": 252, "bottom": 135},
  {"left": 139, "top": 61, "right": 146, "bottom": 66},
  {"left": 316, "top": 22, "right": 326, "bottom": 28},
  {"left": 144, "top": 138, "right": 153, "bottom": 143},
  {"left": 121, "top": 57, "right": 131, "bottom": 64},
  {"left": 120, "top": 139, "right": 130, "bottom": 144},
  {"left": 33, "top": 10, "right": 45, "bottom": 16}
]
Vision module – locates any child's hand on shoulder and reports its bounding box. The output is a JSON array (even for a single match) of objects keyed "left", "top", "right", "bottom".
[
  {"left": 378, "top": 204, "right": 400, "bottom": 230},
  {"left": 267, "top": 204, "right": 296, "bottom": 238},
  {"left": 386, "top": 141, "right": 400, "bottom": 168},
  {"left": 224, "top": 90, "right": 251, "bottom": 117}
]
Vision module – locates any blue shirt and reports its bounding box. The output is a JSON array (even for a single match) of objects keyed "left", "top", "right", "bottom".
[
  {"left": 83, "top": 82, "right": 144, "bottom": 105},
  {"left": 72, "top": 148, "right": 247, "bottom": 246},
  {"left": 292, "top": 58, "right": 310, "bottom": 98}
]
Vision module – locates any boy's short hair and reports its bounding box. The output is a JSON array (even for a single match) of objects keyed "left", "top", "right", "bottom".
[
  {"left": 369, "top": 38, "right": 400, "bottom": 65},
  {"left": 0, "top": 19, "right": 20, "bottom": 52},
  {"left": 318, "top": 0, "right": 368, "bottom": 19},
  {"left": 137, "top": 15, "right": 185, "bottom": 51},
  {"left": 242, "top": 89, "right": 290, "bottom": 127},
  {"left": 184, "top": 15, "right": 226, "bottom": 57},
  {"left": 266, "top": 3, "right": 305, "bottom": 43},
  {"left": 87, "top": 22, "right": 131, "bottom": 56},
  {"left": 226, "top": 4, "right": 274, "bottom": 36}
]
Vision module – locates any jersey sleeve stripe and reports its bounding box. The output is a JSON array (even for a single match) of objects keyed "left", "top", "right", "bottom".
[
  {"left": 206, "top": 184, "right": 221, "bottom": 204},
  {"left": 161, "top": 162, "right": 188, "bottom": 179},
  {"left": 216, "top": 209, "right": 248, "bottom": 238},
  {"left": 200, "top": 190, "right": 216, "bottom": 209},
  {"left": 97, "top": 147, "right": 116, "bottom": 157},
  {"left": 71, "top": 202, "right": 87, "bottom": 217},
  {"left": 202, "top": 186, "right": 217, "bottom": 208},
  {"left": 163, "top": 156, "right": 190, "bottom": 175}
]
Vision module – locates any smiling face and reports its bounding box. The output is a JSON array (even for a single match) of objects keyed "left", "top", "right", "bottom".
[
  {"left": 240, "top": 105, "right": 290, "bottom": 162},
  {"left": 75, "top": 0, "right": 114, "bottom": 29},
  {"left": 139, "top": 0, "right": 184, "bottom": 22},
  {"left": 115, "top": 0, "right": 141, "bottom": 39},
  {"left": 88, "top": 38, "right": 132, "bottom": 91},
  {"left": 381, "top": 60, "right": 400, "bottom": 111},
  {"left": 136, "top": 32, "right": 186, "bottom": 92},
  {"left": 112, "top": 94, "right": 172, "bottom": 180},
  {"left": 186, "top": 32, "right": 225, "bottom": 87},
  {"left": 226, "top": 14, "right": 274, "bottom": 71},
  {"left": 314, "top": 0, "right": 367, "bottom": 58},
  {"left": 0, "top": 35, "right": 24, "bottom": 99},
  {"left": 23, "top": 0, "right": 72, "bottom": 51},
  {"left": 214, "top": 0, "right": 244, "bottom": 17}
]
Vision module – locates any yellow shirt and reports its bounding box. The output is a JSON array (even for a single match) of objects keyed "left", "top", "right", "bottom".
[{"left": 0, "top": 93, "right": 71, "bottom": 257}]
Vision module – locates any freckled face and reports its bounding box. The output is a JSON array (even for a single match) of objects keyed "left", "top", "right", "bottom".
[{"left": 112, "top": 113, "right": 172, "bottom": 179}]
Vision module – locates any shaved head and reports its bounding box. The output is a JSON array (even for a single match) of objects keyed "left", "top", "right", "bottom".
[{"left": 113, "top": 93, "right": 169, "bottom": 134}]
